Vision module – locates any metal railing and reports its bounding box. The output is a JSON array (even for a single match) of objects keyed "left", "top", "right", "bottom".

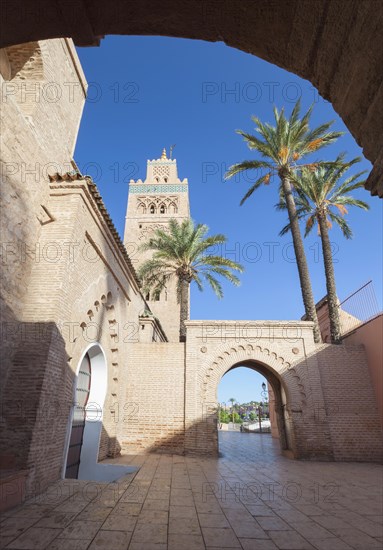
[{"left": 339, "top": 280, "right": 380, "bottom": 336}]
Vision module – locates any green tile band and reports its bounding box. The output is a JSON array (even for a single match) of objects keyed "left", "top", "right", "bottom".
[{"left": 129, "top": 184, "right": 188, "bottom": 194}]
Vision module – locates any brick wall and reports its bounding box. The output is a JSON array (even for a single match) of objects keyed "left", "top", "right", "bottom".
[
  {"left": 122, "top": 343, "right": 186, "bottom": 454},
  {"left": 317, "top": 343, "right": 383, "bottom": 462}
]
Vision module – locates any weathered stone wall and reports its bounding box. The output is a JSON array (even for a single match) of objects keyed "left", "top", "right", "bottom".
[
  {"left": 317, "top": 343, "right": 383, "bottom": 462},
  {"left": 0, "top": 179, "right": 151, "bottom": 493},
  {"left": 118, "top": 320, "right": 382, "bottom": 463},
  {"left": 122, "top": 342, "right": 186, "bottom": 454},
  {"left": 0, "top": 38, "right": 87, "bottom": 401}
]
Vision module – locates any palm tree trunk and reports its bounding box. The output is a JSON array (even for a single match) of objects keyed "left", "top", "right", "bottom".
[
  {"left": 179, "top": 277, "right": 189, "bottom": 342},
  {"left": 317, "top": 212, "right": 342, "bottom": 344},
  {"left": 280, "top": 173, "right": 321, "bottom": 343}
]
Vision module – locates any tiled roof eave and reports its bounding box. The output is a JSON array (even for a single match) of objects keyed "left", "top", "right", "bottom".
[{"left": 48, "top": 171, "right": 141, "bottom": 288}]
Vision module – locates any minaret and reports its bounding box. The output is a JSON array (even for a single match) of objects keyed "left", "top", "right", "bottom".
[{"left": 124, "top": 148, "right": 190, "bottom": 342}]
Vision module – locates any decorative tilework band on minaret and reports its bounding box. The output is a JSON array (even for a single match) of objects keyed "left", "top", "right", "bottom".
[{"left": 123, "top": 150, "right": 191, "bottom": 342}]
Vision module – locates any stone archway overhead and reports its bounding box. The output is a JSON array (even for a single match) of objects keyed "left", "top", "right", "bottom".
[{"left": 1, "top": 0, "right": 382, "bottom": 197}]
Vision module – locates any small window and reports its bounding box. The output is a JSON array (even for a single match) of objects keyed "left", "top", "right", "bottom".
[
  {"left": 160, "top": 204, "right": 165, "bottom": 214},
  {"left": 150, "top": 205, "right": 155, "bottom": 214},
  {"left": 139, "top": 224, "right": 142, "bottom": 228},
  {"left": 145, "top": 292, "right": 150, "bottom": 301},
  {"left": 153, "top": 290, "right": 160, "bottom": 301},
  {"left": 164, "top": 177, "right": 168, "bottom": 183}
]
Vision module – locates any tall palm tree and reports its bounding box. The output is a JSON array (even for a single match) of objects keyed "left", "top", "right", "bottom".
[
  {"left": 228, "top": 397, "right": 237, "bottom": 424},
  {"left": 277, "top": 156, "right": 369, "bottom": 344},
  {"left": 137, "top": 218, "right": 244, "bottom": 342},
  {"left": 225, "top": 100, "right": 343, "bottom": 343}
]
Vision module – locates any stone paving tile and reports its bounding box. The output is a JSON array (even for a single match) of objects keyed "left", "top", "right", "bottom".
[
  {"left": 195, "top": 501, "right": 224, "bottom": 515},
  {"left": 245, "top": 504, "right": 277, "bottom": 517},
  {"left": 239, "top": 540, "right": 279, "bottom": 550},
  {"left": 310, "top": 515, "right": 352, "bottom": 530},
  {"left": 142, "top": 498, "right": 170, "bottom": 511},
  {"left": 0, "top": 517, "right": 39, "bottom": 538},
  {"left": 60, "top": 520, "right": 103, "bottom": 539},
  {"left": 198, "top": 513, "right": 231, "bottom": 528},
  {"left": 257, "top": 516, "right": 292, "bottom": 531},
  {"left": 288, "top": 520, "right": 334, "bottom": 541},
  {"left": 130, "top": 523, "right": 167, "bottom": 544},
  {"left": 47, "top": 538, "right": 92, "bottom": 549},
  {"left": 3, "top": 505, "right": 53, "bottom": 520},
  {"left": 0, "top": 537, "right": 15, "bottom": 549},
  {"left": 3, "top": 433, "right": 383, "bottom": 550},
  {"left": 169, "top": 516, "right": 202, "bottom": 535},
  {"left": 328, "top": 527, "right": 383, "bottom": 549},
  {"left": 169, "top": 505, "right": 198, "bottom": 519},
  {"left": 267, "top": 529, "right": 316, "bottom": 549},
  {"left": 101, "top": 513, "right": 137, "bottom": 531},
  {"left": 6, "top": 527, "right": 62, "bottom": 549},
  {"left": 309, "top": 538, "right": 354, "bottom": 550},
  {"left": 331, "top": 510, "right": 383, "bottom": 537},
  {"left": 33, "top": 511, "right": 77, "bottom": 529},
  {"left": 112, "top": 502, "right": 142, "bottom": 516},
  {"left": 230, "top": 519, "right": 268, "bottom": 539},
  {"left": 87, "top": 529, "right": 132, "bottom": 549},
  {"left": 168, "top": 533, "right": 205, "bottom": 549},
  {"left": 223, "top": 507, "right": 255, "bottom": 523},
  {"left": 201, "top": 527, "right": 241, "bottom": 548},
  {"left": 146, "top": 489, "right": 170, "bottom": 500},
  {"left": 136, "top": 509, "right": 168, "bottom": 525},
  {"left": 369, "top": 516, "right": 383, "bottom": 524},
  {"left": 275, "top": 508, "right": 311, "bottom": 522},
  {"left": 55, "top": 500, "right": 89, "bottom": 514},
  {"left": 129, "top": 544, "right": 167, "bottom": 550},
  {"left": 76, "top": 506, "right": 112, "bottom": 522}
]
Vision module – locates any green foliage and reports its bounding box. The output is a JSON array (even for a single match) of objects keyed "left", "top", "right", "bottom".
[
  {"left": 225, "top": 99, "right": 343, "bottom": 206},
  {"left": 219, "top": 409, "right": 230, "bottom": 423},
  {"left": 137, "top": 218, "right": 244, "bottom": 299},
  {"left": 276, "top": 156, "right": 369, "bottom": 239},
  {"left": 232, "top": 412, "right": 243, "bottom": 424}
]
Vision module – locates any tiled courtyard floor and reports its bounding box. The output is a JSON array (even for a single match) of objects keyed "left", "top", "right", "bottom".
[{"left": 1, "top": 432, "right": 382, "bottom": 550}]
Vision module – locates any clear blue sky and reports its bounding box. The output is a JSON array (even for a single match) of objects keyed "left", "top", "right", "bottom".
[{"left": 74, "top": 36, "right": 382, "bottom": 403}]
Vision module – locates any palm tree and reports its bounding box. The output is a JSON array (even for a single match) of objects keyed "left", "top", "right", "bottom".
[
  {"left": 137, "top": 218, "right": 244, "bottom": 342},
  {"left": 277, "top": 156, "right": 369, "bottom": 344},
  {"left": 228, "top": 397, "right": 237, "bottom": 424},
  {"left": 225, "top": 100, "right": 343, "bottom": 343}
]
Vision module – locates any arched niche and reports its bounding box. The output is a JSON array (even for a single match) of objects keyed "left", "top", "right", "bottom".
[{"left": 63, "top": 343, "right": 138, "bottom": 482}]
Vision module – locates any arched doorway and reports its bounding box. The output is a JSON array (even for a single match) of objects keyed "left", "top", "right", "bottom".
[
  {"left": 185, "top": 337, "right": 313, "bottom": 459},
  {"left": 65, "top": 351, "right": 92, "bottom": 478},
  {"left": 63, "top": 344, "right": 138, "bottom": 482},
  {"left": 216, "top": 361, "right": 292, "bottom": 458}
]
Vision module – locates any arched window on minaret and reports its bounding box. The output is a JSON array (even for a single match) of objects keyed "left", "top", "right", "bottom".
[
  {"left": 137, "top": 203, "right": 146, "bottom": 214},
  {"left": 169, "top": 202, "right": 178, "bottom": 214},
  {"left": 160, "top": 204, "right": 166, "bottom": 214},
  {"left": 149, "top": 204, "right": 155, "bottom": 214}
]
